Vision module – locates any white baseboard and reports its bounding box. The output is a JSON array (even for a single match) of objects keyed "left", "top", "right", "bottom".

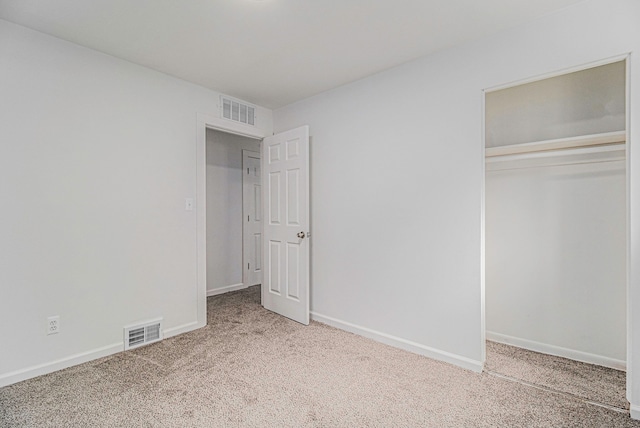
[
  {"left": 486, "top": 331, "right": 626, "bottom": 371},
  {"left": 630, "top": 404, "right": 640, "bottom": 420},
  {"left": 311, "top": 312, "right": 483, "bottom": 373},
  {"left": 0, "top": 342, "right": 122, "bottom": 388},
  {"left": 164, "top": 320, "right": 204, "bottom": 338},
  {"left": 0, "top": 319, "right": 205, "bottom": 388},
  {"left": 207, "top": 283, "right": 247, "bottom": 297}
]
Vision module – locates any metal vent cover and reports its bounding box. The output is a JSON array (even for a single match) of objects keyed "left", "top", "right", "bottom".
[
  {"left": 124, "top": 318, "right": 163, "bottom": 350},
  {"left": 221, "top": 96, "right": 255, "bottom": 126}
]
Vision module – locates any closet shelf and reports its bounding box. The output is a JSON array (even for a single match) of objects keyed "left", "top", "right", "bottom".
[
  {"left": 485, "top": 143, "right": 625, "bottom": 172},
  {"left": 485, "top": 130, "right": 626, "bottom": 158}
]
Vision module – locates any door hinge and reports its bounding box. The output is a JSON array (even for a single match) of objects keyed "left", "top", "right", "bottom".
[
  {"left": 248, "top": 215, "right": 250, "bottom": 221},
  {"left": 248, "top": 263, "right": 250, "bottom": 270}
]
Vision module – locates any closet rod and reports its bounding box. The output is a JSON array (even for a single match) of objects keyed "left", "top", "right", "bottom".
[
  {"left": 486, "top": 157, "right": 624, "bottom": 173},
  {"left": 485, "top": 143, "right": 625, "bottom": 172},
  {"left": 486, "top": 143, "right": 625, "bottom": 163},
  {"left": 485, "top": 130, "right": 626, "bottom": 158}
]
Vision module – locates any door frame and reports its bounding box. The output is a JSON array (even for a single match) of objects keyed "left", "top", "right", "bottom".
[
  {"left": 195, "top": 113, "right": 267, "bottom": 329},
  {"left": 479, "top": 54, "right": 632, "bottom": 398}
]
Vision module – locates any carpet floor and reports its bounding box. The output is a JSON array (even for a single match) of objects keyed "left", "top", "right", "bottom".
[
  {"left": 485, "top": 340, "right": 628, "bottom": 411},
  {"left": 0, "top": 286, "right": 637, "bottom": 427}
]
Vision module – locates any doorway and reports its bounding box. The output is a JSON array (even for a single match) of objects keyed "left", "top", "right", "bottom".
[
  {"left": 482, "top": 58, "right": 629, "bottom": 409},
  {"left": 196, "top": 115, "right": 312, "bottom": 327},
  {"left": 205, "top": 129, "right": 262, "bottom": 297}
]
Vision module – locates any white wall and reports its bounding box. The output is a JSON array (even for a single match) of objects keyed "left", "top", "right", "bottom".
[
  {"left": 273, "top": 0, "right": 640, "bottom": 405},
  {"left": 206, "top": 130, "right": 260, "bottom": 294},
  {"left": 0, "top": 19, "right": 272, "bottom": 386},
  {"left": 486, "top": 158, "right": 626, "bottom": 366}
]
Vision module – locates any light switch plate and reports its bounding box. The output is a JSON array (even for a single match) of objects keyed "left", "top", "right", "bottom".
[{"left": 185, "top": 198, "right": 194, "bottom": 211}]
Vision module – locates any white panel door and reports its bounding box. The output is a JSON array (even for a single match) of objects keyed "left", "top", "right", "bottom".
[
  {"left": 243, "top": 150, "right": 262, "bottom": 287},
  {"left": 262, "top": 125, "right": 310, "bottom": 325}
]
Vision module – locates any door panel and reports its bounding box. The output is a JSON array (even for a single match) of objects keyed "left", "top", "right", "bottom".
[
  {"left": 287, "top": 169, "right": 300, "bottom": 224},
  {"left": 269, "top": 240, "right": 281, "bottom": 293},
  {"left": 262, "top": 126, "right": 310, "bottom": 325},
  {"left": 269, "top": 173, "right": 281, "bottom": 224}
]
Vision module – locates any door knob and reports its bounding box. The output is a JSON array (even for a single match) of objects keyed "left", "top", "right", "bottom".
[{"left": 297, "top": 231, "right": 306, "bottom": 239}]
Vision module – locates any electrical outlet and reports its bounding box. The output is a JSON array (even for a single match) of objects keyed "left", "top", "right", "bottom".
[{"left": 47, "top": 316, "right": 60, "bottom": 335}]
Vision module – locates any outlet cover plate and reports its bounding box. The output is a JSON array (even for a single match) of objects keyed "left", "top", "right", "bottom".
[{"left": 47, "top": 316, "right": 60, "bottom": 335}]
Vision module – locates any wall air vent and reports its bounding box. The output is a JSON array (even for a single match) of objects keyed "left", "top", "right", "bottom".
[
  {"left": 124, "top": 318, "right": 163, "bottom": 351},
  {"left": 221, "top": 96, "right": 256, "bottom": 126}
]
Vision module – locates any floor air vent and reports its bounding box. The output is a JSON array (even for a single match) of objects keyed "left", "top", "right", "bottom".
[
  {"left": 221, "top": 96, "right": 255, "bottom": 126},
  {"left": 124, "top": 318, "right": 163, "bottom": 350}
]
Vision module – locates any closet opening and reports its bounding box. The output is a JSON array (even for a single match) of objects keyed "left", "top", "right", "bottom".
[{"left": 482, "top": 58, "right": 629, "bottom": 411}]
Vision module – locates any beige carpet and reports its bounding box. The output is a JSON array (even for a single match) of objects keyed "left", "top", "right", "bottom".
[
  {"left": 1, "top": 286, "right": 638, "bottom": 427},
  {"left": 485, "top": 340, "right": 628, "bottom": 411}
]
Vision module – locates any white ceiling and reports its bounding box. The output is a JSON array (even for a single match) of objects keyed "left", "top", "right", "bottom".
[{"left": 0, "top": 0, "right": 585, "bottom": 109}]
